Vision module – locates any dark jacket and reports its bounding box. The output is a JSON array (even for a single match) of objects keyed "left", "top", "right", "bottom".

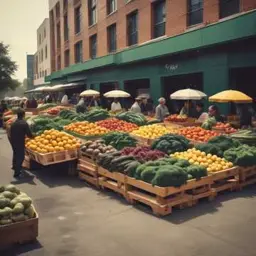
[{"left": 10, "top": 119, "right": 33, "bottom": 149}]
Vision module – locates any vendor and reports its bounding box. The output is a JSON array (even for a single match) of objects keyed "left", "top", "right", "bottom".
[
  {"left": 111, "top": 98, "right": 122, "bottom": 112},
  {"left": 155, "top": 97, "right": 169, "bottom": 121},
  {"left": 195, "top": 102, "right": 208, "bottom": 123},
  {"left": 208, "top": 105, "right": 224, "bottom": 122},
  {"left": 140, "top": 98, "right": 148, "bottom": 115},
  {"left": 180, "top": 101, "right": 193, "bottom": 116},
  {"left": 130, "top": 97, "right": 141, "bottom": 113},
  {"left": 76, "top": 97, "right": 87, "bottom": 113},
  {"left": 237, "top": 104, "right": 252, "bottom": 129},
  {"left": 61, "top": 94, "right": 69, "bottom": 105}
]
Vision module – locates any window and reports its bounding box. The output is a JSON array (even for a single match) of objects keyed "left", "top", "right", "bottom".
[
  {"left": 41, "top": 49, "right": 44, "bottom": 62},
  {"left": 187, "top": 0, "right": 203, "bottom": 26},
  {"left": 219, "top": 0, "right": 240, "bottom": 19},
  {"left": 127, "top": 11, "right": 138, "bottom": 46},
  {"left": 64, "top": 50, "right": 70, "bottom": 67},
  {"left": 74, "top": 5, "right": 81, "bottom": 34},
  {"left": 57, "top": 22, "right": 61, "bottom": 49},
  {"left": 90, "top": 34, "right": 97, "bottom": 59},
  {"left": 152, "top": 0, "right": 166, "bottom": 39},
  {"left": 45, "top": 45, "right": 47, "bottom": 59},
  {"left": 45, "top": 70, "right": 47, "bottom": 76},
  {"left": 57, "top": 55, "right": 61, "bottom": 70},
  {"left": 107, "top": 0, "right": 117, "bottom": 15},
  {"left": 56, "top": 2, "right": 60, "bottom": 18},
  {"left": 39, "top": 34, "right": 41, "bottom": 44},
  {"left": 88, "top": 0, "right": 97, "bottom": 26},
  {"left": 74, "top": 41, "right": 83, "bottom": 63},
  {"left": 63, "top": 0, "right": 68, "bottom": 11},
  {"left": 44, "top": 28, "right": 46, "bottom": 38},
  {"left": 107, "top": 23, "right": 116, "bottom": 52},
  {"left": 64, "top": 14, "right": 69, "bottom": 40}
]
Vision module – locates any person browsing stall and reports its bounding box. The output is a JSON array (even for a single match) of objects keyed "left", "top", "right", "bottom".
[
  {"left": 155, "top": 97, "right": 169, "bottom": 121},
  {"left": 111, "top": 98, "right": 122, "bottom": 112},
  {"left": 9, "top": 108, "right": 33, "bottom": 178},
  {"left": 130, "top": 97, "right": 141, "bottom": 113}
]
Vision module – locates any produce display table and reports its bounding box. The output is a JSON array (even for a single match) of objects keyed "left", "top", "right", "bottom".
[
  {"left": 0, "top": 205, "right": 38, "bottom": 250},
  {"left": 25, "top": 108, "right": 39, "bottom": 115},
  {"left": 26, "top": 149, "right": 78, "bottom": 166}
]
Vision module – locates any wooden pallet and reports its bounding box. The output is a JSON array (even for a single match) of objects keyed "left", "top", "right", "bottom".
[
  {"left": 0, "top": 205, "right": 38, "bottom": 250},
  {"left": 26, "top": 149, "right": 78, "bottom": 166},
  {"left": 238, "top": 166, "right": 256, "bottom": 188},
  {"left": 78, "top": 156, "right": 99, "bottom": 187},
  {"left": 98, "top": 167, "right": 127, "bottom": 197},
  {"left": 126, "top": 176, "right": 214, "bottom": 216},
  {"left": 210, "top": 167, "right": 240, "bottom": 194}
]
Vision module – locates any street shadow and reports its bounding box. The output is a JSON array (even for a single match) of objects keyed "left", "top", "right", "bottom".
[
  {"left": 0, "top": 240, "right": 43, "bottom": 256},
  {"left": 163, "top": 186, "right": 256, "bottom": 224},
  {"left": 11, "top": 171, "right": 37, "bottom": 186},
  {"left": 27, "top": 161, "right": 85, "bottom": 189}
]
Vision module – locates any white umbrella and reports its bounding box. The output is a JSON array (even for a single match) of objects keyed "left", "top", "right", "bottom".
[
  {"left": 48, "top": 84, "right": 64, "bottom": 91},
  {"left": 80, "top": 89, "right": 100, "bottom": 97},
  {"left": 104, "top": 90, "right": 131, "bottom": 98},
  {"left": 170, "top": 89, "right": 207, "bottom": 100}
]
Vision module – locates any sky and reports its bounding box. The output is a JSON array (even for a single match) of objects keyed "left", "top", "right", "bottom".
[{"left": 0, "top": 0, "right": 48, "bottom": 83}]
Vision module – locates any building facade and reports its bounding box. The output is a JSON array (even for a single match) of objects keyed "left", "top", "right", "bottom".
[
  {"left": 47, "top": 0, "right": 256, "bottom": 113},
  {"left": 26, "top": 54, "right": 34, "bottom": 90},
  {"left": 33, "top": 18, "right": 51, "bottom": 86}
]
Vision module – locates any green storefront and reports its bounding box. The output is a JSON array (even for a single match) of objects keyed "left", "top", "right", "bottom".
[{"left": 47, "top": 11, "right": 256, "bottom": 114}]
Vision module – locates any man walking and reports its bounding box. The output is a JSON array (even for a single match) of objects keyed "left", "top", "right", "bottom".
[{"left": 9, "top": 108, "right": 33, "bottom": 178}]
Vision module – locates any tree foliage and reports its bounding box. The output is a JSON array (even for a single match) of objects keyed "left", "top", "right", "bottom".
[{"left": 0, "top": 42, "right": 20, "bottom": 91}]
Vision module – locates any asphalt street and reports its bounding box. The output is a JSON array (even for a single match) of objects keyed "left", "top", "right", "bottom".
[{"left": 0, "top": 129, "right": 255, "bottom": 256}]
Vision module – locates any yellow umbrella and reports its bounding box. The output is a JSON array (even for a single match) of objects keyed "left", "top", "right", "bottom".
[{"left": 209, "top": 90, "right": 252, "bottom": 103}]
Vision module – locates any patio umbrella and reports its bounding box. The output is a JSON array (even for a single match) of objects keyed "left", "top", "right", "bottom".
[
  {"left": 209, "top": 90, "right": 252, "bottom": 103},
  {"left": 104, "top": 90, "right": 131, "bottom": 98},
  {"left": 170, "top": 89, "right": 207, "bottom": 100},
  {"left": 80, "top": 89, "right": 100, "bottom": 97}
]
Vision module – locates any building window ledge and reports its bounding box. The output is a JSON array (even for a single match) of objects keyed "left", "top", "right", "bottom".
[
  {"left": 125, "top": 0, "right": 133, "bottom": 5},
  {"left": 219, "top": 12, "right": 242, "bottom": 23},
  {"left": 186, "top": 23, "right": 204, "bottom": 32},
  {"left": 75, "top": 31, "right": 81, "bottom": 36},
  {"left": 88, "top": 23, "right": 97, "bottom": 29},
  {"left": 107, "top": 10, "right": 117, "bottom": 18}
]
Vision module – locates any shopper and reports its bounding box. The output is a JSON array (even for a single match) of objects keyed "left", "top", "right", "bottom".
[
  {"left": 70, "top": 93, "right": 78, "bottom": 105},
  {"left": 111, "top": 98, "right": 122, "bottom": 112},
  {"left": 155, "top": 97, "right": 169, "bottom": 121},
  {"left": 130, "top": 98, "right": 141, "bottom": 113},
  {"left": 180, "top": 101, "right": 194, "bottom": 116},
  {"left": 9, "top": 108, "right": 33, "bottom": 178}
]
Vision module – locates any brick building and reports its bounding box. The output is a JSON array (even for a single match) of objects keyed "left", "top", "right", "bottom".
[
  {"left": 33, "top": 18, "right": 51, "bottom": 87},
  {"left": 47, "top": 0, "right": 256, "bottom": 112}
]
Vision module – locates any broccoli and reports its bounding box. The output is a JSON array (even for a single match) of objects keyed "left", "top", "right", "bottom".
[
  {"left": 141, "top": 167, "right": 157, "bottom": 183},
  {"left": 186, "top": 165, "right": 207, "bottom": 180},
  {"left": 152, "top": 166, "right": 187, "bottom": 187},
  {"left": 175, "top": 159, "right": 190, "bottom": 168},
  {"left": 195, "top": 143, "right": 223, "bottom": 157}
]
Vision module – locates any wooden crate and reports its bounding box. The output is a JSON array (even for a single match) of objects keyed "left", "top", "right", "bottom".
[
  {"left": 210, "top": 167, "right": 240, "bottom": 194},
  {"left": 78, "top": 156, "right": 99, "bottom": 187},
  {"left": 98, "top": 167, "right": 127, "bottom": 197},
  {"left": 26, "top": 149, "right": 78, "bottom": 166},
  {"left": 22, "top": 155, "right": 31, "bottom": 170},
  {"left": 0, "top": 205, "right": 38, "bottom": 250},
  {"left": 238, "top": 166, "right": 256, "bottom": 188}
]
